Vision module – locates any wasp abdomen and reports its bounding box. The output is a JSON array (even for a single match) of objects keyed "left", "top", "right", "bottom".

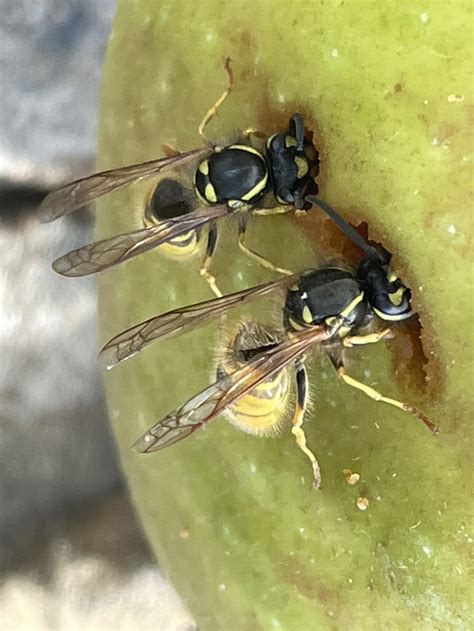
[
  {"left": 144, "top": 178, "right": 202, "bottom": 257},
  {"left": 215, "top": 320, "right": 291, "bottom": 436}
]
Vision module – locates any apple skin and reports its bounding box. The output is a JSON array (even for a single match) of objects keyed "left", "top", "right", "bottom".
[{"left": 96, "top": 1, "right": 472, "bottom": 629}]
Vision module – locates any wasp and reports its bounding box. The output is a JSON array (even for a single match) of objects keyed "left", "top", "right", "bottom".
[
  {"left": 38, "top": 59, "right": 319, "bottom": 296},
  {"left": 100, "top": 197, "right": 438, "bottom": 489}
]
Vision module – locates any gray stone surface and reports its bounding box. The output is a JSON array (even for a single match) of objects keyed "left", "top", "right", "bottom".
[
  {"left": 0, "top": 493, "right": 194, "bottom": 631},
  {"left": 0, "top": 205, "right": 119, "bottom": 556},
  {"left": 0, "top": 0, "right": 116, "bottom": 189}
]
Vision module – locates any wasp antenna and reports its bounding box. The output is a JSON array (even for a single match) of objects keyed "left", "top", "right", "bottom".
[
  {"left": 305, "top": 196, "right": 385, "bottom": 262},
  {"left": 289, "top": 113, "right": 305, "bottom": 152}
]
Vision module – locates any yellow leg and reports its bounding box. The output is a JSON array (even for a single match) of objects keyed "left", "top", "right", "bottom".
[
  {"left": 238, "top": 212, "right": 293, "bottom": 276},
  {"left": 291, "top": 362, "right": 322, "bottom": 489},
  {"left": 252, "top": 205, "right": 292, "bottom": 217},
  {"left": 200, "top": 266, "right": 222, "bottom": 298},
  {"left": 238, "top": 237, "right": 293, "bottom": 275},
  {"left": 336, "top": 367, "right": 438, "bottom": 433},
  {"left": 198, "top": 57, "right": 234, "bottom": 142},
  {"left": 343, "top": 328, "right": 394, "bottom": 348},
  {"left": 238, "top": 236, "right": 292, "bottom": 276},
  {"left": 200, "top": 222, "right": 222, "bottom": 297}
]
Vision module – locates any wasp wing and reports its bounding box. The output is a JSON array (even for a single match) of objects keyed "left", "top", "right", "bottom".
[
  {"left": 52, "top": 204, "right": 229, "bottom": 277},
  {"left": 38, "top": 147, "right": 211, "bottom": 222},
  {"left": 100, "top": 273, "right": 303, "bottom": 369},
  {"left": 133, "top": 325, "right": 333, "bottom": 453}
]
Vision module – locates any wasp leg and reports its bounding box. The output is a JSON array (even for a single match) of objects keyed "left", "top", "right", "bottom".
[
  {"left": 200, "top": 221, "right": 222, "bottom": 297},
  {"left": 291, "top": 359, "right": 321, "bottom": 489},
  {"left": 198, "top": 57, "right": 234, "bottom": 142},
  {"left": 328, "top": 356, "right": 438, "bottom": 433},
  {"left": 289, "top": 113, "right": 305, "bottom": 151},
  {"left": 238, "top": 214, "right": 293, "bottom": 275},
  {"left": 343, "top": 328, "right": 393, "bottom": 348},
  {"left": 252, "top": 205, "right": 292, "bottom": 217}
]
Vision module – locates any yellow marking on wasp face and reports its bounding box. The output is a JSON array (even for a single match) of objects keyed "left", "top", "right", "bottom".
[
  {"left": 241, "top": 172, "right": 268, "bottom": 201},
  {"left": 388, "top": 270, "right": 398, "bottom": 283},
  {"left": 204, "top": 182, "right": 217, "bottom": 203},
  {"left": 198, "top": 159, "right": 210, "bottom": 175},
  {"left": 285, "top": 135, "right": 297, "bottom": 148},
  {"left": 294, "top": 155, "right": 309, "bottom": 178},
  {"left": 389, "top": 287, "right": 405, "bottom": 306},
  {"left": 290, "top": 284, "right": 299, "bottom": 291},
  {"left": 302, "top": 305, "right": 313, "bottom": 324}
]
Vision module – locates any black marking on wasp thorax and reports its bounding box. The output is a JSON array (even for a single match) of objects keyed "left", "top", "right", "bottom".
[
  {"left": 284, "top": 267, "right": 368, "bottom": 332},
  {"left": 195, "top": 145, "right": 268, "bottom": 207}
]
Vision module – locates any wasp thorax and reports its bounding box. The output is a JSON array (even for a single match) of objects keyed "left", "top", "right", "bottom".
[
  {"left": 194, "top": 145, "right": 268, "bottom": 208},
  {"left": 284, "top": 268, "right": 368, "bottom": 336},
  {"left": 357, "top": 258, "right": 414, "bottom": 322},
  {"left": 215, "top": 320, "right": 291, "bottom": 436}
]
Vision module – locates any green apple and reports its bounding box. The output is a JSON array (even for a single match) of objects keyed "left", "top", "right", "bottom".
[{"left": 96, "top": 1, "right": 472, "bottom": 628}]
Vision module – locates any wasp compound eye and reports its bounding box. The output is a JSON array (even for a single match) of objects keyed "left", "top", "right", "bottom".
[{"left": 357, "top": 258, "right": 414, "bottom": 322}]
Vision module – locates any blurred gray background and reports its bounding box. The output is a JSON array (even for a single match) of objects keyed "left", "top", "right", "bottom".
[{"left": 0, "top": 2, "right": 193, "bottom": 629}]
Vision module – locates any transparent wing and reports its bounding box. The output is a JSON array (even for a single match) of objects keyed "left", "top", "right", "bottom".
[
  {"left": 100, "top": 272, "right": 303, "bottom": 369},
  {"left": 52, "top": 204, "right": 229, "bottom": 277},
  {"left": 133, "top": 325, "right": 333, "bottom": 453},
  {"left": 38, "top": 147, "right": 211, "bottom": 222}
]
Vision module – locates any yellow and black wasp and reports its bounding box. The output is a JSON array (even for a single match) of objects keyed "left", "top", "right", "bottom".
[
  {"left": 38, "top": 60, "right": 319, "bottom": 296},
  {"left": 100, "top": 197, "right": 438, "bottom": 489}
]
